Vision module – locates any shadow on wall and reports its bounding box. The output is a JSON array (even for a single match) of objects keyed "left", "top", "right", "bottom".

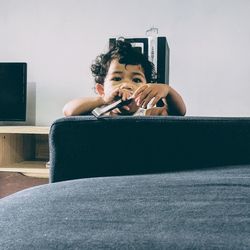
[{"left": 26, "top": 81, "right": 36, "bottom": 125}]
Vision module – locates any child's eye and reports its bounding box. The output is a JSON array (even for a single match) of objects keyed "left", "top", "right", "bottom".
[
  {"left": 133, "top": 78, "right": 143, "bottom": 83},
  {"left": 111, "top": 77, "right": 122, "bottom": 81}
]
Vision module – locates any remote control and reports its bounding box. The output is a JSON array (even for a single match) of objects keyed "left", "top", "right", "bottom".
[{"left": 92, "top": 97, "right": 133, "bottom": 117}]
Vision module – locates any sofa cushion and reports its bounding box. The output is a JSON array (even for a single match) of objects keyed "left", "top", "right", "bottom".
[
  {"left": 49, "top": 116, "right": 250, "bottom": 182},
  {"left": 1, "top": 165, "right": 250, "bottom": 249}
]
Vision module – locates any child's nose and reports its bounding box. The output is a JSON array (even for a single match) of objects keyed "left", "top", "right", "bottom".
[{"left": 120, "top": 82, "right": 134, "bottom": 91}]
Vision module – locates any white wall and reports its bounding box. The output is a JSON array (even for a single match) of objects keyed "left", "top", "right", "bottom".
[{"left": 0, "top": 0, "right": 250, "bottom": 125}]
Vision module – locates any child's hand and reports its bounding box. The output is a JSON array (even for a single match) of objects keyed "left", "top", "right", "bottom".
[
  {"left": 102, "top": 88, "right": 133, "bottom": 104},
  {"left": 134, "top": 84, "right": 170, "bottom": 108},
  {"left": 145, "top": 107, "right": 168, "bottom": 116}
]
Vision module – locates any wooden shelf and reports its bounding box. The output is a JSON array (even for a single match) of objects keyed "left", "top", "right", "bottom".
[
  {"left": 0, "top": 126, "right": 49, "bottom": 134},
  {"left": 0, "top": 161, "right": 49, "bottom": 178},
  {"left": 0, "top": 126, "right": 50, "bottom": 178}
]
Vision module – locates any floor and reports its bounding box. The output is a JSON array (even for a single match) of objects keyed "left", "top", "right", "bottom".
[{"left": 0, "top": 172, "right": 48, "bottom": 199}]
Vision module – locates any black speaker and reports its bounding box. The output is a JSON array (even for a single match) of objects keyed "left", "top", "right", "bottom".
[{"left": 0, "top": 62, "right": 27, "bottom": 121}]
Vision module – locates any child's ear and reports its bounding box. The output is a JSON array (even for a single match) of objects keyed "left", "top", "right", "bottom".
[{"left": 95, "top": 83, "right": 104, "bottom": 96}]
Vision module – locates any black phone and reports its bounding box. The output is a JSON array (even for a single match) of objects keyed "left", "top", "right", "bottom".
[{"left": 92, "top": 98, "right": 133, "bottom": 117}]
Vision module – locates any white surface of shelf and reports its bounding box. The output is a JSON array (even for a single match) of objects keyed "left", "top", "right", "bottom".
[
  {"left": 0, "top": 126, "right": 50, "bottom": 134},
  {"left": 0, "top": 161, "right": 49, "bottom": 178}
]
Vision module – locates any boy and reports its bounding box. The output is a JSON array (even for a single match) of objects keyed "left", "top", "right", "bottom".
[{"left": 63, "top": 40, "right": 186, "bottom": 116}]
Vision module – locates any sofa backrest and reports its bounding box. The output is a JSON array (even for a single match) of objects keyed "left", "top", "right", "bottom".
[{"left": 49, "top": 116, "right": 250, "bottom": 182}]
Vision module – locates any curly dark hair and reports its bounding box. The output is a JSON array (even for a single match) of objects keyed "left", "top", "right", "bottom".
[{"left": 91, "top": 40, "right": 157, "bottom": 84}]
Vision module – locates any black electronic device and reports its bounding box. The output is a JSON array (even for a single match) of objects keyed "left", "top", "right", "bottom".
[
  {"left": 0, "top": 62, "right": 27, "bottom": 121},
  {"left": 92, "top": 97, "right": 133, "bottom": 117}
]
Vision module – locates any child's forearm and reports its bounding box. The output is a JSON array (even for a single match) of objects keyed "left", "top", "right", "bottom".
[
  {"left": 63, "top": 96, "right": 105, "bottom": 116},
  {"left": 166, "top": 87, "right": 186, "bottom": 116}
]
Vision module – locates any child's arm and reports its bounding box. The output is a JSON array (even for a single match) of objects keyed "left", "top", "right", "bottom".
[
  {"left": 145, "top": 107, "right": 168, "bottom": 116},
  {"left": 63, "top": 96, "right": 105, "bottom": 116},
  {"left": 165, "top": 86, "right": 186, "bottom": 116},
  {"left": 63, "top": 88, "right": 133, "bottom": 116},
  {"left": 134, "top": 84, "right": 186, "bottom": 116}
]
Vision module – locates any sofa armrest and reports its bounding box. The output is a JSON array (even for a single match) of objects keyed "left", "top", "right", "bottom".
[{"left": 49, "top": 116, "right": 250, "bottom": 182}]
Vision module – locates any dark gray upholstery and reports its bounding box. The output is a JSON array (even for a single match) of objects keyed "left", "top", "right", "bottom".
[
  {"left": 50, "top": 116, "right": 250, "bottom": 182},
  {"left": 1, "top": 116, "right": 250, "bottom": 249},
  {"left": 1, "top": 165, "right": 250, "bottom": 249}
]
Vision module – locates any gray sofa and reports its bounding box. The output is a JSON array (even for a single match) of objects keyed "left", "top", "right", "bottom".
[
  {"left": 49, "top": 116, "right": 250, "bottom": 182},
  {"left": 1, "top": 116, "right": 250, "bottom": 249}
]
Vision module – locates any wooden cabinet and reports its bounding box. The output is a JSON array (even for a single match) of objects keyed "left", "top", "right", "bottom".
[{"left": 0, "top": 126, "right": 50, "bottom": 178}]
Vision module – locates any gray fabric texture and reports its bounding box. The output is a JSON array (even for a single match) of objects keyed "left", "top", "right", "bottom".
[{"left": 1, "top": 165, "right": 250, "bottom": 249}]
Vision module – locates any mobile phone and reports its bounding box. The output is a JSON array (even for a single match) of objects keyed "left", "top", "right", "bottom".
[{"left": 92, "top": 97, "right": 133, "bottom": 117}]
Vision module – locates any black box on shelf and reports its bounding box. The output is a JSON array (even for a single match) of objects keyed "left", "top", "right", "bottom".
[{"left": 109, "top": 37, "right": 169, "bottom": 84}]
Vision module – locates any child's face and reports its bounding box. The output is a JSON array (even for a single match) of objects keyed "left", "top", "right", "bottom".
[
  {"left": 95, "top": 59, "right": 147, "bottom": 114},
  {"left": 99, "top": 59, "right": 147, "bottom": 97}
]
